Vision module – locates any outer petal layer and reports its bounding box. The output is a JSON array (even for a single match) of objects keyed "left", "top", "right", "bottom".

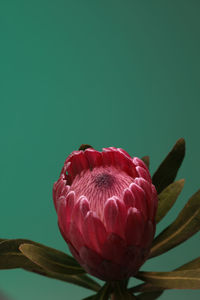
[{"left": 54, "top": 147, "right": 158, "bottom": 281}]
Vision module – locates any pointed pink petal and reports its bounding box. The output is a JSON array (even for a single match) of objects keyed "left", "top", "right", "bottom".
[
  {"left": 115, "top": 199, "right": 127, "bottom": 237},
  {"left": 141, "top": 220, "right": 154, "bottom": 248},
  {"left": 68, "top": 242, "right": 84, "bottom": 265},
  {"left": 123, "top": 188, "right": 135, "bottom": 209},
  {"left": 61, "top": 185, "right": 70, "bottom": 198},
  {"left": 68, "top": 151, "right": 82, "bottom": 175},
  {"left": 135, "top": 178, "right": 152, "bottom": 199},
  {"left": 133, "top": 157, "right": 149, "bottom": 172},
  {"left": 113, "top": 149, "right": 137, "bottom": 178},
  {"left": 79, "top": 151, "right": 90, "bottom": 170},
  {"left": 69, "top": 151, "right": 88, "bottom": 175},
  {"left": 136, "top": 166, "right": 152, "bottom": 183},
  {"left": 55, "top": 179, "right": 67, "bottom": 200},
  {"left": 57, "top": 196, "right": 68, "bottom": 234},
  {"left": 64, "top": 191, "right": 75, "bottom": 233},
  {"left": 66, "top": 162, "right": 75, "bottom": 182},
  {"left": 84, "top": 148, "right": 103, "bottom": 168},
  {"left": 82, "top": 211, "right": 107, "bottom": 253},
  {"left": 68, "top": 222, "right": 85, "bottom": 251},
  {"left": 118, "top": 148, "right": 132, "bottom": 158},
  {"left": 125, "top": 207, "right": 145, "bottom": 246},
  {"left": 151, "top": 184, "right": 158, "bottom": 219},
  {"left": 104, "top": 197, "right": 118, "bottom": 232},
  {"left": 102, "top": 148, "right": 115, "bottom": 165},
  {"left": 101, "top": 233, "right": 126, "bottom": 264},
  {"left": 134, "top": 178, "right": 153, "bottom": 219},
  {"left": 79, "top": 196, "right": 90, "bottom": 216},
  {"left": 79, "top": 245, "right": 102, "bottom": 272},
  {"left": 130, "top": 183, "right": 148, "bottom": 219},
  {"left": 71, "top": 196, "right": 90, "bottom": 230},
  {"left": 53, "top": 181, "right": 58, "bottom": 210}
]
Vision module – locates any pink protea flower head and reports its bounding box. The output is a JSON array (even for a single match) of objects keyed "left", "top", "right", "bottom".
[{"left": 53, "top": 146, "right": 158, "bottom": 281}]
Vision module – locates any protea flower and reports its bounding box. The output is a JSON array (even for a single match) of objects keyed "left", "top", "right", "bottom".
[
  {"left": 2, "top": 138, "right": 200, "bottom": 299},
  {"left": 53, "top": 146, "right": 158, "bottom": 281}
]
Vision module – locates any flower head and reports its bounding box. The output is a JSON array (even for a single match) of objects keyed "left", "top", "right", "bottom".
[{"left": 53, "top": 147, "right": 158, "bottom": 281}]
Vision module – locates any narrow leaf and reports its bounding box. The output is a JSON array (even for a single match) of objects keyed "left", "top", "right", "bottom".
[
  {"left": 40, "top": 270, "right": 101, "bottom": 292},
  {"left": 0, "top": 239, "right": 80, "bottom": 270},
  {"left": 137, "top": 291, "right": 163, "bottom": 300},
  {"left": 141, "top": 156, "right": 150, "bottom": 169},
  {"left": 156, "top": 179, "right": 185, "bottom": 223},
  {"left": 132, "top": 257, "right": 200, "bottom": 295},
  {"left": 113, "top": 282, "right": 137, "bottom": 300},
  {"left": 152, "top": 138, "right": 185, "bottom": 194},
  {"left": 20, "top": 243, "right": 84, "bottom": 275},
  {"left": 82, "top": 296, "right": 96, "bottom": 300},
  {"left": 93, "top": 283, "right": 112, "bottom": 300},
  {"left": 150, "top": 189, "right": 200, "bottom": 258},
  {"left": 0, "top": 239, "right": 41, "bottom": 270},
  {"left": 0, "top": 239, "right": 100, "bottom": 292},
  {"left": 176, "top": 257, "right": 200, "bottom": 271},
  {"left": 137, "top": 270, "right": 200, "bottom": 289},
  {"left": 128, "top": 283, "right": 163, "bottom": 294}
]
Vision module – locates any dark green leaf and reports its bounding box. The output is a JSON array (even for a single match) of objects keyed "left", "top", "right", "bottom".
[
  {"left": 132, "top": 257, "right": 200, "bottom": 295},
  {"left": 128, "top": 283, "right": 163, "bottom": 294},
  {"left": 137, "top": 270, "right": 200, "bottom": 289},
  {"left": 19, "top": 243, "right": 84, "bottom": 275},
  {"left": 176, "top": 257, "right": 200, "bottom": 271},
  {"left": 156, "top": 179, "right": 185, "bottom": 223},
  {"left": 82, "top": 295, "right": 96, "bottom": 300},
  {"left": 150, "top": 189, "right": 200, "bottom": 258},
  {"left": 0, "top": 239, "right": 100, "bottom": 292},
  {"left": 137, "top": 291, "right": 163, "bottom": 300},
  {"left": 0, "top": 239, "right": 41, "bottom": 270},
  {"left": 152, "top": 138, "right": 185, "bottom": 194},
  {"left": 0, "top": 239, "right": 80, "bottom": 270},
  {"left": 113, "top": 282, "right": 137, "bottom": 300},
  {"left": 40, "top": 270, "right": 101, "bottom": 292},
  {"left": 0, "top": 239, "right": 7, "bottom": 244},
  {"left": 86, "top": 283, "right": 111, "bottom": 300},
  {"left": 141, "top": 156, "right": 150, "bottom": 169}
]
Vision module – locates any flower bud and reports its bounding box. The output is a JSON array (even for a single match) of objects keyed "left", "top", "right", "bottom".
[{"left": 53, "top": 147, "right": 158, "bottom": 281}]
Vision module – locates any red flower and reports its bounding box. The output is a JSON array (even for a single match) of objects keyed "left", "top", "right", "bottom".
[{"left": 53, "top": 147, "right": 158, "bottom": 281}]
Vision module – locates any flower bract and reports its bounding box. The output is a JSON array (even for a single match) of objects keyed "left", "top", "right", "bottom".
[{"left": 53, "top": 147, "right": 158, "bottom": 281}]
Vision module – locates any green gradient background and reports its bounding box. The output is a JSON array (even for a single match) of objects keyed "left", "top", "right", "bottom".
[{"left": 0, "top": 1, "right": 200, "bottom": 299}]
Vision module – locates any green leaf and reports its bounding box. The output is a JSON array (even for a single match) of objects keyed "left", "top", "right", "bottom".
[
  {"left": 0, "top": 239, "right": 7, "bottom": 244},
  {"left": 137, "top": 291, "right": 163, "bottom": 300},
  {"left": 0, "top": 239, "right": 41, "bottom": 270},
  {"left": 136, "top": 269, "right": 200, "bottom": 289},
  {"left": 152, "top": 138, "right": 185, "bottom": 194},
  {"left": 19, "top": 243, "right": 84, "bottom": 275},
  {"left": 132, "top": 257, "right": 200, "bottom": 295},
  {"left": 41, "top": 270, "right": 101, "bottom": 292},
  {"left": 0, "top": 239, "right": 100, "bottom": 292},
  {"left": 82, "top": 296, "right": 96, "bottom": 300},
  {"left": 82, "top": 283, "right": 111, "bottom": 300},
  {"left": 156, "top": 179, "right": 185, "bottom": 223},
  {"left": 128, "top": 283, "right": 163, "bottom": 294},
  {"left": 150, "top": 189, "right": 200, "bottom": 258},
  {"left": 141, "top": 156, "right": 150, "bottom": 169},
  {"left": 113, "top": 282, "right": 137, "bottom": 300},
  {"left": 176, "top": 257, "right": 200, "bottom": 271},
  {"left": 0, "top": 239, "right": 80, "bottom": 270}
]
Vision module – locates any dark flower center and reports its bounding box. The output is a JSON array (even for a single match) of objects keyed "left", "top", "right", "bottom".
[{"left": 93, "top": 173, "right": 116, "bottom": 189}]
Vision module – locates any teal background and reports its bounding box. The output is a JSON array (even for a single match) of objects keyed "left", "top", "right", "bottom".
[{"left": 0, "top": 0, "right": 200, "bottom": 299}]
